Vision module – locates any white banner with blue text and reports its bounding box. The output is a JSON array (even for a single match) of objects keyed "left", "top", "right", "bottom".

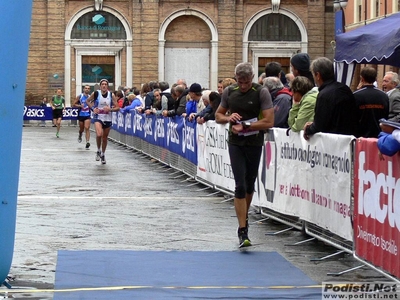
[{"left": 268, "top": 128, "right": 354, "bottom": 241}]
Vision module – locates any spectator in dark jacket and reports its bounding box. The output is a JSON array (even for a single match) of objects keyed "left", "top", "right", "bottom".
[
  {"left": 354, "top": 66, "right": 389, "bottom": 138},
  {"left": 303, "top": 57, "right": 358, "bottom": 140},
  {"left": 263, "top": 76, "right": 292, "bottom": 128},
  {"left": 159, "top": 81, "right": 175, "bottom": 111},
  {"left": 162, "top": 84, "right": 188, "bottom": 117},
  {"left": 201, "top": 91, "right": 221, "bottom": 123},
  {"left": 142, "top": 81, "right": 159, "bottom": 114},
  {"left": 189, "top": 90, "right": 212, "bottom": 123}
]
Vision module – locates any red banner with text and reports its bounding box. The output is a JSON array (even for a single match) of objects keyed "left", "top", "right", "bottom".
[{"left": 354, "top": 138, "right": 400, "bottom": 278}]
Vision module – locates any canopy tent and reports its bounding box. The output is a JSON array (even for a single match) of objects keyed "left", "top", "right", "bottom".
[{"left": 334, "top": 12, "right": 400, "bottom": 85}]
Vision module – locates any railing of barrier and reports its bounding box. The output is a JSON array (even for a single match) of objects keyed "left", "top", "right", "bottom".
[
  {"left": 259, "top": 207, "right": 304, "bottom": 231},
  {"left": 305, "top": 222, "right": 353, "bottom": 253}
]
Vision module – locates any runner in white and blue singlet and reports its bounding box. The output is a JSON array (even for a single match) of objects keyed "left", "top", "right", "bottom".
[{"left": 86, "top": 79, "right": 119, "bottom": 164}]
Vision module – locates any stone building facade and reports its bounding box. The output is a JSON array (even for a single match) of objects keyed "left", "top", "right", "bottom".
[{"left": 26, "top": 0, "right": 335, "bottom": 106}]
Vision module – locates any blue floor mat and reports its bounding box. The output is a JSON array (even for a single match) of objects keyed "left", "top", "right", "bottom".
[{"left": 54, "top": 250, "right": 321, "bottom": 299}]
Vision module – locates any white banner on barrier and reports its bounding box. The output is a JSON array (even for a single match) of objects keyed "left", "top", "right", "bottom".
[
  {"left": 197, "top": 124, "right": 354, "bottom": 241},
  {"left": 268, "top": 128, "right": 354, "bottom": 241},
  {"left": 196, "top": 122, "right": 235, "bottom": 191}
]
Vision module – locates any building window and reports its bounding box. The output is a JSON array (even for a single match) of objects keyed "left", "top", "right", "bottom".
[
  {"left": 248, "top": 14, "right": 301, "bottom": 41},
  {"left": 82, "top": 56, "right": 115, "bottom": 85},
  {"left": 71, "top": 11, "right": 126, "bottom": 39}
]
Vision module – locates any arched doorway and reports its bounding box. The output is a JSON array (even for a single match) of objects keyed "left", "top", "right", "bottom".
[
  {"left": 64, "top": 7, "right": 132, "bottom": 105},
  {"left": 243, "top": 9, "right": 308, "bottom": 80},
  {"left": 158, "top": 9, "right": 218, "bottom": 90}
]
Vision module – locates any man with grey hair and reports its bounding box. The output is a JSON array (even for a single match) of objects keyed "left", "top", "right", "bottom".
[
  {"left": 162, "top": 84, "right": 187, "bottom": 117},
  {"left": 189, "top": 90, "right": 212, "bottom": 122},
  {"left": 263, "top": 76, "right": 292, "bottom": 128},
  {"left": 303, "top": 57, "right": 358, "bottom": 140},
  {"left": 215, "top": 62, "right": 274, "bottom": 248},
  {"left": 176, "top": 78, "right": 187, "bottom": 89},
  {"left": 258, "top": 72, "right": 266, "bottom": 84},
  {"left": 382, "top": 71, "right": 400, "bottom": 122}
]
